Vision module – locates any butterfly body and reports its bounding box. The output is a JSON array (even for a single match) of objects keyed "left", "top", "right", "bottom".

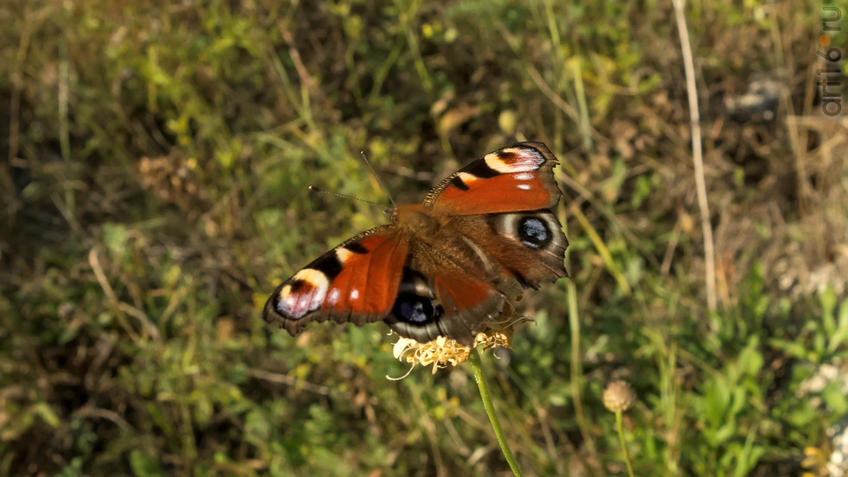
[{"left": 264, "top": 142, "right": 568, "bottom": 345}]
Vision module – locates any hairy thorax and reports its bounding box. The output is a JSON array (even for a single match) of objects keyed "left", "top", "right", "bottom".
[
  {"left": 394, "top": 205, "right": 492, "bottom": 277},
  {"left": 394, "top": 205, "right": 442, "bottom": 236}
]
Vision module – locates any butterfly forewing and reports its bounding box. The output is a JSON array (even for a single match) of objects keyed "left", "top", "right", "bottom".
[
  {"left": 425, "top": 142, "right": 561, "bottom": 215},
  {"left": 263, "top": 227, "right": 408, "bottom": 335}
]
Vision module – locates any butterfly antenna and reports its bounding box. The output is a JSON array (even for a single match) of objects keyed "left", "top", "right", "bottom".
[
  {"left": 307, "top": 185, "right": 383, "bottom": 207},
  {"left": 360, "top": 150, "right": 397, "bottom": 209}
]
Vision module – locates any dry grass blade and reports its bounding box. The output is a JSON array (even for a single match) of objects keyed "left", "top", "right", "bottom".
[{"left": 671, "top": 0, "right": 717, "bottom": 311}]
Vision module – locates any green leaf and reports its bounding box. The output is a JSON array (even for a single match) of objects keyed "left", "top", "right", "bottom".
[
  {"left": 102, "top": 222, "right": 129, "bottom": 257},
  {"left": 703, "top": 375, "right": 730, "bottom": 428},
  {"left": 34, "top": 402, "right": 60, "bottom": 428},
  {"left": 769, "top": 338, "right": 810, "bottom": 360},
  {"left": 829, "top": 298, "right": 848, "bottom": 352},
  {"left": 130, "top": 450, "right": 163, "bottom": 477},
  {"left": 823, "top": 380, "right": 848, "bottom": 415},
  {"left": 821, "top": 287, "right": 837, "bottom": 335},
  {"left": 738, "top": 337, "right": 763, "bottom": 377}
]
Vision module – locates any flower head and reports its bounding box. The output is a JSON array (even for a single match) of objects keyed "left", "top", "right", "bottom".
[
  {"left": 603, "top": 379, "right": 636, "bottom": 413},
  {"left": 393, "top": 330, "right": 511, "bottom": 374}
]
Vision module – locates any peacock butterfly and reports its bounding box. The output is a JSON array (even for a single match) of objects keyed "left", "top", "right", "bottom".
[{"left": 263, "top": 142, "right": 568, "bottom": 345}]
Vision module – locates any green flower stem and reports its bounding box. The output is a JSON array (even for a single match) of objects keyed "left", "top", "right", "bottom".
[
  {"left": 615, "top": 410, "right": 635, "bottom": 477},
  {"left": 469, "top": 347, "right": 523, "bottom": 477}
]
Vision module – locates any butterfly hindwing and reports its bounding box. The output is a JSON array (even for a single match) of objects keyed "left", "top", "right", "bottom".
[
  {"left": 383, "top": 266, "right": 505, "bottom": 345},
  {"left": 263, "top": 227, "right": 409, "bottom": 336},
  {"left": 425, "top": 142, "right": 561, "bottom": 215},
  {"left": 471, "top": 210, "right": 568, "bottom": 288}
]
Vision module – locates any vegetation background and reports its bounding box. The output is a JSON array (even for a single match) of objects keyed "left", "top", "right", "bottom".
[{"left": 2, "top": 0, "right": 847, "bottom": 475}]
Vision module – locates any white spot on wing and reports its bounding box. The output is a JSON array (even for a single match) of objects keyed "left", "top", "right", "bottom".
[
  {"left": 515, "top": 172, "right": 534, "bottom": 180},
  {"left": 517, "top": 184, "right": 532, "bottom": 190},
  {"left": 350, "top": 289, "right": 360, "bottom": 300},
  {"left": 327, "top": 288, "right": 340, "bottom": 306}
]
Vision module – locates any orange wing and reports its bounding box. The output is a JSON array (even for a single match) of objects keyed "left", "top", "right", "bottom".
[
  {"left": 263, "top": 227, "right": 409, "bottom": 336},
  {"left": 425, "top": 142, "right": 561, "bottom": 215}
]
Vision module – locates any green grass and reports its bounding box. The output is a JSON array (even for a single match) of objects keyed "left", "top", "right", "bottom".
[{"left": 2, "top": 0, "right": 847, "bottom": 475}]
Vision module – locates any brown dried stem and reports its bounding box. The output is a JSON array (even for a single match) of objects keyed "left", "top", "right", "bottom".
[{"left": 672, "top": 0, "right": 717, "bottom": 311}]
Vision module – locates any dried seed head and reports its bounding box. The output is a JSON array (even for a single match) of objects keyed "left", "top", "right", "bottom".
[
  {"left": 392, "top": 331, "right": 511, "bottom": 375},
  {"left": 603, "top": 380, "right": 635, "bottom": 413}
]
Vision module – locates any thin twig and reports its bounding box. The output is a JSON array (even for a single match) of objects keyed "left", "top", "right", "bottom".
[
  {"left": 247, "top": 368, "right": 333, "bottom": 396},
  {"left": 671, "top": 0, "right": 717, "bottom": 311},
  {"left": 74, "top": 405, "right": 133, "bottom": 432},
  {"left": 526, "top": 66, "right": 580, "bottom": 123},
  {"left": 88, "top": 248, "right": 160, "bottom": 341}
]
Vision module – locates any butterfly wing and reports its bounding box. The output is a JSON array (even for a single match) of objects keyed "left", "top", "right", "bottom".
[
  {"left": 427, "top": 141, "right": 567, "bottom": 302},
  {"left": 384, "top": 264, "right": 507, "bottom": 345},
  {"left": 425, "top": 142, "right": 561, "bottom": 215},
  {"left": 461, "top": 211, "right": 568, "bottom": 287},
  {"left": 263, "top": 227, "right": 409, "bottom": 336}
]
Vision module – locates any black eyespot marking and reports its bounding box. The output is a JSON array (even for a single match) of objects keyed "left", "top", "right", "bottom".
[
  {"left": 464, "top": 159, "right": 500, "bottom": 178},
  {"left": 345, "top": 242, "right": 369, "bottom": 254},
  {"left": 308, "top": 253, "right": 343, "bottom": 280},
  {"left": 518, "top": 216, "right": 551, "bottom": 249},
  {"left": 390, "top": 267, "right": 443, "bottom": 326},
  {"left": 450, "top": 175, "right": 470, "bottom": 190},
  {"left": 288, "top": 280, "right": 306, "bottom": 293},
  {"left": 392, "top": 293, "right": 442, "bottom": 325},
  {"left": 496, "top": 150, "right": 518, "bottom": 162}
]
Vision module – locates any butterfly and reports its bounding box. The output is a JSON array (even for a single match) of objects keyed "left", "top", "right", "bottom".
[{"left": 263, "top": 142, "right": 568, "bottom": 345}]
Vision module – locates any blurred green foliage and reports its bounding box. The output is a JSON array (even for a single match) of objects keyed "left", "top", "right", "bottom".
[{"left": 2, "top": 0, "right": 847, "bottom": 475}]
